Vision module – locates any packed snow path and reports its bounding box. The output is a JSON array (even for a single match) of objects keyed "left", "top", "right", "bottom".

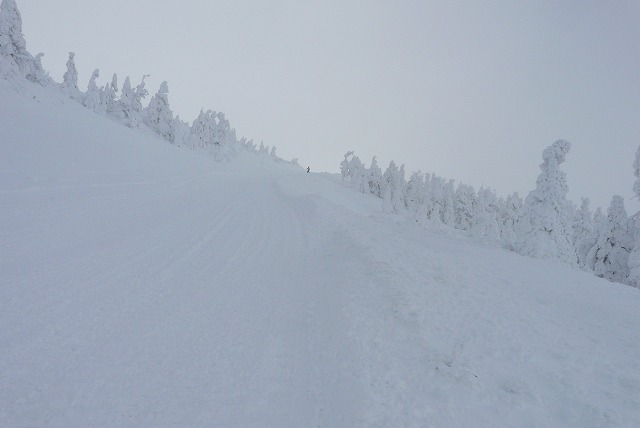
[{"left": 2, "top": 82, "right": 640, "bottom": 426}]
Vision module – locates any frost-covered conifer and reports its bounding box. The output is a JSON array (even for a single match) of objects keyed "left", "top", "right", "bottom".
[
  {"left": 131, "top": 75, "right": 149, "bottom": 125},
  {"left": 455, "top": 184, "right": 476, "bottom": 230},
  {"left": 441, "top": 180, "right": 456, "bottom": 227},
  {"left": 406, "top": 171, "right": 429, "bottom": 224},
  {"left": 145, "top": 81, "right": 173, "bottom": 140},
  {"left": 471, "top": 187, "right": 500, "bottom": 242},
  {"left": 340, "top": 151, "right": 353, "bottom": 181},
  {"left": 60, "top": 52, "right": 80, "bottom": 99},
  {"left": 118, "top": 76, "right": 141, "bottom": 127},
  {"left": 589, "top": 196, "right": 632, "bottom": 283},
  {"left": 405, "top": 171, "right": 425, "bottom": 213},
  {"left": 517, "top": 140, "right": 576, "bottom": 266},
  {"left": 26, "top": 51, "right": 49, "bottom": 85},
  {"left": 350, "top": 155, "right": 368, "bottom": 193},
  {"left": 368, "top": 157, "right": 383, "bottom": 197},
  {"left": 170, "top": 115, "right": 190, "bottom": 146},
  {"left": 100, "top": 73, "right": 118, "bottom": 114},
  {"left": 258, "top": 141, "right": 267, "bottom": 154},
  {"left": 382, "top": 161, "right": 404, "bottom": 213},
  {"left": 572, "top": 198, "right": 596, "bottom": 269},
  {"left": 83, "top": 69, "right": 101, "bottom": 111},
  {"left": 0, "top": 1, "right": 50, "bottom": 84},
  {"left": 0, "top": 0, "right": 24, "bottom": 74},
  {"left": 428, "top": 175, "right": 445, "bottom": 223},
  {"left": 211, "top": 111, "right": 235, "bottom": 161},
  {"left": 134, "top": 75, "right": 148, "bottom": 106},
  {"left": 269, "top": 146, "right": 277, "bottom": 158},
  {"left": 500, "top": 193, "right": 522, "bottom": 250},
  {"left": 191, "top": 110, "right": 213, "bottom": 149},
  {"left": 627, "top": 146, "right": 640, "bottom": 288}
]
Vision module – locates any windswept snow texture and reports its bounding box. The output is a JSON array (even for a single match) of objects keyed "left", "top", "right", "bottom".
[{"left": 1, "top": 81, "right": 640, "bottom": 427}]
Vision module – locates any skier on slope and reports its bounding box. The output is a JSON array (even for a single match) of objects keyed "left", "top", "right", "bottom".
[{"left": 307, "top": 166, "right": 310, "bottom": 173}]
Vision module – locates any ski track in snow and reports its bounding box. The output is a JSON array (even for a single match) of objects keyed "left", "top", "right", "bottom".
[{"left": 1, "top": 81, "right": 640, "bottom": 427}]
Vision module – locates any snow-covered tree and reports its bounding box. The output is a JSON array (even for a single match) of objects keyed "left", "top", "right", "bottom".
[
  {"left": 100, "top": 73, "right": 118, "bottom": 114},
  {"left": 145, "top": 81, "right": 173, "bottom": 140},
  {"left": 455, "top": 184, "right": 476, "bottom": 230},
  {"left": 589, "top": 195, "right": 632, "bottom": 283},
  {"left": 117, "top": 76, "right": 143, "bottom": 127},
  {"left": 499, "top": 193, "right": 522, "bottom": 251},
  {"left": 26, "top": 51, "right": 49, "bottom": 85},
  {"left": 405, "top": 171, "right": 429, "bottom": 224},
  {"left": 441, "top": 180, "right": 456, "bottom": 227},
  {"left": 572, "top": 198, "right": 596, "bottom": 269},
  {"left": 191, "top": 109, "right": 213, "bottom": 149},
  {"left": 0, "top": 0, "right": 23, "bottom": 75},
  {"left": 211, "top": 111, "right": 236, "bottom": 161},
  {"left": 627, "top": 146, "right": 640, "bottom": 288},
  {"left": 382, "top": 161, "right": 404, "bottom": 213},
  {"left": 471, "top": 187, "right": 500, "bottom": 242},
  {"left": 133, "top": 74, "right": 149, "bottom": 112},
  {"left": 517, "top": 140, "right": 576, "bottom": 266},
  {"left": 0, "top": 1, "right": 49, "bottom": 84},
  {"left": 60, "top": 52, "right": 80, "bottom": 99},
  {"left": 340, "top": 151, "right": 353, "bottom": 181},
  {"left": 83, "top": 69, "right": 101, "bottom": 112},
  {"left": 350, "top": 155, "right": 368, "bottom": 193},
  {"left": 368, "top": 156, "right": 383, "bottom": 197},
  {"left": 170, "top": 115, "right": 191, "bottom": 146}
]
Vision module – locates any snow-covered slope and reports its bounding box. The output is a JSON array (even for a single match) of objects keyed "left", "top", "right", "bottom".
[{"left": 2, "top": 80, "right": 640, "bottom": 427}]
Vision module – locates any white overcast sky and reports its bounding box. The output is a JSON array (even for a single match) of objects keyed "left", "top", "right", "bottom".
[{"left": 18, "top": 0, "right": 640, "bottom": 210}]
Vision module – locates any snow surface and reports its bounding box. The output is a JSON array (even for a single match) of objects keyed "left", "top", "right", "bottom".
[{"left": 2, "top": 80, "right": 640, "bottom": 427}]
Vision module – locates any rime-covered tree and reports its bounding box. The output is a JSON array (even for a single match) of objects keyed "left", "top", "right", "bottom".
[
  {"left": 170, "top": 115, "right": 190, "bottom": 146},
  {"left": 0, "top": 1, "right": 49, "bottom": 84},
  {"left": 441, "top": 180, "right": 456, "bottom": 227},
  {"left": 191, "top": 109, "right": 213, "bottom": 150},
  {"left": 405, "top": 171, "right": 425, "bottom": 212},
  {"left": 406, "top": 171, "right": 429, "bottom": 224},
  {"left": 455, "top": 184, "right": 476, "bottom": 230},
  {"left": 117, "top": 76, "right": 140, "bottom": 127},
  {"left": 382, "top": 161, "right": 404, "bottom": 213},
  {"left": 572, "top": 198, "right": 596, "bottom": 269},
  {"left": 145, "top": 81, "right": 173, "bottom": 140},
  {"left": 60, "top": 52, "right": 80, "bottom": 99},
  {"left": 133, "top": 75, "right": 149, "bottom": 111},
  {"left": 368, "top": 156, "right": 383, "bottom": 197},
  {"left": 471, "top": 187, "right": 500, "bottom": 242},
  {"left": 0, "top": 0, "right": 23, "bottom": 76},
  {"left": 589, "top": 196, "right": 632, "bottom": 283},
  {"left": 500, "top": 193, "right": 522, "bottom": 251},
  {"left": 83, "top": 69, "right": 101, "bottom": 112},
  {"left": 101, "top": 73, "right": 118, "bottom": 114},
  {"left": 517, "top": 140, "right": 576, "bottom": 266},
  {"left": 340, "top": 151, "right": 353, "bottom": 181},
  {"left": 627, "top": 146, "right": 640, "bottom": 288},
  {"left": 352, "top": 155, "right": 369, "bottom": 193},
  {"left": 211, "top": 111, "right": 235, "bottom": 161}
]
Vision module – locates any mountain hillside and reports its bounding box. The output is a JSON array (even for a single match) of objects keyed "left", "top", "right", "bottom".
[{"left": 2, "top": 80, "right": 640, "bottom": 427}]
